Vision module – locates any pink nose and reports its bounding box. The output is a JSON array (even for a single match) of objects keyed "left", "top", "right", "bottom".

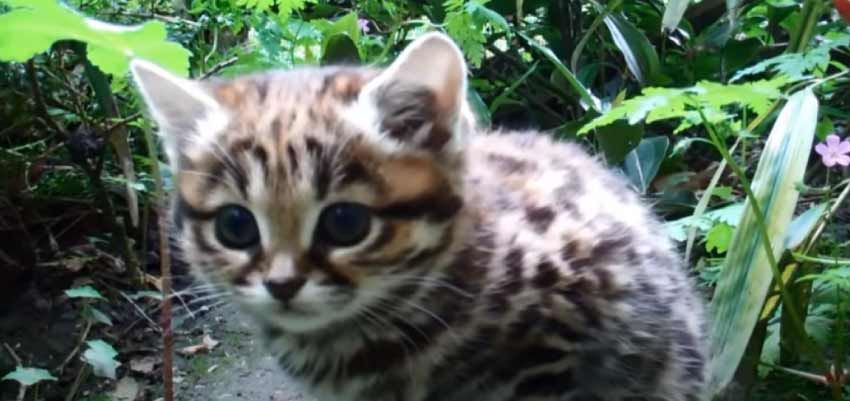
[{"left": 264, "top": 277, "right": 306, "bottom": 302}]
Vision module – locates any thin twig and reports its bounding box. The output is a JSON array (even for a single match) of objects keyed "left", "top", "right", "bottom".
[
  {"left": 4, "top": 342, "right": 22, "bottom": 365},
  {"left": 56, "top": 319, "right": 92, "bottom": 374},
  {"left": 119, "top": 291, "right": 163, "bottom": 333},
  {"left": 63, "top": 365, "right": 88, "bottom": 401},
  {"left": 201, "top": 57, "right": 238, "bottom": 80}
]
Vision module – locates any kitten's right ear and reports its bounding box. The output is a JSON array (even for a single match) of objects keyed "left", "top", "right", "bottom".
[{"left": 130, "top": 60, "right": 223, "bottom": 160}]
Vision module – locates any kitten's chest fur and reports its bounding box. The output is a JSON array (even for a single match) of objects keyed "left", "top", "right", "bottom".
[{"left": 261, "top": 132, "right": 706, "bottom": 401}]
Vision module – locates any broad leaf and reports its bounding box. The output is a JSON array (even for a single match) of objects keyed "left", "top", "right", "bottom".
[
  {"left": 622, "top": 136, "right": 669, "bottom": 194},
  {"left": 662, "top": 0, "right": 691, "bottom": 32},
  {"left": 0, "top": 0, "right": 191, "bottom": 76},
  {"left": 603, "top": 13, "right": 661, "bottom": 86},
  {"left": 66, "top": 285, "right": 106, "bottom": 301},
  {"left": 2, "top": 367, "right": 57, "bottom": 386},
  {"left": 83, "top": 340, "right": 120, "bottom": 379},
  {"left": 706, "top": 223, "right": 734, "bottom": 253},
  {"left": 596, "top": 121, "right": 644, "bottom": 164},
  {"left": 707, "top": 87, "right": 819, "bottom": 398}
]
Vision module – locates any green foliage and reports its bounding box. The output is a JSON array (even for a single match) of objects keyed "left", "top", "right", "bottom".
[
  {"left": 2, "top": 367, "right": 57, "bottom": 386},
  {"left": 2, "top": 0, "right": 850, "bottom": 399},
  {"left": 579, "top": 79, "right": 786, "bottom": 134},
  {"left": 65, "top": 285, "right": 106, "bottom": 300},
  {"left": 83, "top": 340, "right": 120, "bottom": 380},
  {"left": 0, "top": 0, "right": 191, "bottom": 76}
]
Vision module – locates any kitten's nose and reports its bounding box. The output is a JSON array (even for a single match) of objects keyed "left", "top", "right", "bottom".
[{"left": 264, "top": 278, "right": 306, "bottom": 302}]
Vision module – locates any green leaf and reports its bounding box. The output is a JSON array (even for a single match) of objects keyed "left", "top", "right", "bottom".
[
  {"left": 2, "top": 367, "right": 57, "bottom": 386},
  {"left": 521, "top": 33, "right": 601, "bottom": 112},
  {"left": 661, "top": 0, "right": 691, "bottom": 32},
  {"left": 603, "top": 12, "right": 661, "bottom": 86},
  {"left": 320, "top": 34, "right": 360, "bottom": 65},
  {"left": 732, "top": 32, "right": 850, "bottom": 82},
  {"left": 0, "top": 0, "right": 191, "bottom": 77},
  {"left": 579, "top": 79, "right": 785, "bottom": 134},
  {"left": 707, "top": 87, "right": 819, "bottom": 397},
  {"left": 467, "top": 87, "right": 492, "bottom": 127},
  {"left": 783, "top": 203, "right": 827, "bottom": 250},
  {"left": 86, "top": 306, "right": 113, "bottom": 326},
  {"left": 235, "top": 0, "right": 309, "bottom": 20},
  {"left": 706, "top": 223, "right": 734, "bottom": 254},
  {"left": 66, "top": 285, "right": 106, "bottom": 301},
  {"left": 83, "top": 340, "right": 120, "bottom": 379},
  {"left": 622, "top": 136, "right": 668, "bottom": 194},
  {"left": 444, "top": 10, "right": 486, "bottom": 67},
  {"left": 596, "top": 121, "right": 644, "bottom": 164}
]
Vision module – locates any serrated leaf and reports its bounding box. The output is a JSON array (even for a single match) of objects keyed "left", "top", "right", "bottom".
[
  {"left": 579, "top": 79, "right": 785, "bottom": 134},
  {"left": 66, "top": 285, "right": 106, "bottom": 300},
  {"left": 622, "top": 136, "right": 668, "bottom": 194},
  {"left": 444, "top": 10, "right": 486, "bottom": 67},
  {"left": 707, "top": 88, "right": 819, "bottom": 397},
  {"left": 2, "top": 367, "right": 57, "bottom": 386},
  {"left": 0, "top": 0, "right": 190, "bottom": 77},
  {"left": 732, "top": 32, "right": 850, "bottom": 82},
  {"left": 83, "top": 340, "right": 120, "bottom": 379},
  {"left": 706, "top": 223, "right": 734, "bottom": 253}
]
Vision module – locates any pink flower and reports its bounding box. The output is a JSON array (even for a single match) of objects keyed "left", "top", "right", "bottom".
[
  {"left": 815, "top": 134, "right": 850, "bottom": 167},
  {"left": 358, "top": 18, "right": 370, "bottom": 33}
]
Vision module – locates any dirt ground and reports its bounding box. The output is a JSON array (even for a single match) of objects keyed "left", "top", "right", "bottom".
[{"left": 177, "top": 304, "right": 314, "bottom": 401}]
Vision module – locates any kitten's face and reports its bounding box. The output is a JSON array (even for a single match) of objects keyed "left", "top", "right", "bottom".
[{"left": 132, "top": 33, "right": 473, "bottom": 333}]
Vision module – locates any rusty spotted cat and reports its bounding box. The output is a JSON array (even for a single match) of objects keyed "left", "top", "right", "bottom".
[{"left": 131, "top": 32, "right": 707, "bottom": 401}]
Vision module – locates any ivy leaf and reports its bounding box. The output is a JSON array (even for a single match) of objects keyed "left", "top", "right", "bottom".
[
  {"left": 65, "top": 285, "right": 105, "bottom": 301},
  {"left": 705, "top": 223, "right": 734, "bottom": 254},
  {"left": 2, "top": 367, "right": 57, "bottom": 386},
  {"left": 83, "top": 340, "right": 120, "bottom": 379},
  {"left": 0, "top": 0, "right": 190, "bottom": 77}
]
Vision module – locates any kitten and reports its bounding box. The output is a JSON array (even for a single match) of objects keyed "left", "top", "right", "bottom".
[{"left": 131, "top": 32, "right": 707, "bottom": 401}]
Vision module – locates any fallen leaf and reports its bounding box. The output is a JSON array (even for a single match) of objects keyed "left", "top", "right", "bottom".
[
  {"left": 129, "top": 356, "right": 158, "bottom": 375},
  {"left": 178, "top": 334, "right": 220, "bottom": 356},
  {"left": 111, "top": 377, "right": 140, "bottom": 401}
]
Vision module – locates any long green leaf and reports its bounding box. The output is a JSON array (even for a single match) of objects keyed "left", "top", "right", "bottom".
[
  {"left": 662, "top": 0, "right": 691, "bottom": 32},
  {"left": 707, "top": 88, "right": 819, "bottom": 397},
  {"left": 603, "top": 13, "right": 661, "bottom": 86},
  {"left": 520, "top": 33, "right": 601, "bottom": 112}
]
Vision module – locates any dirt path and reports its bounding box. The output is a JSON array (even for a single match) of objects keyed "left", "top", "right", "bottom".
[{"left": 177, "top": 304, "right": 315, "bottom": 401}]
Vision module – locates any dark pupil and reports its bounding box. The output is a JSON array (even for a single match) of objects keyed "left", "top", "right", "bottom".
[
  {"left": 215, "top": 205, "right": 260, "bottom": 249},
  {"left": 318, "top": 203, "right": 371, "bottom": 247}
]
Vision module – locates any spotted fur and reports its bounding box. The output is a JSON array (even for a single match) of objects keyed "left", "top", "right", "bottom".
[{"left": 132, "top": 33, "right": 707, "bottom": 401}]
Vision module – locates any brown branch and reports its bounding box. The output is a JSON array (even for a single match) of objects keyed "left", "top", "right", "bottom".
[{"left": 201, "top": 57, "right": 238, "bottom": 80}]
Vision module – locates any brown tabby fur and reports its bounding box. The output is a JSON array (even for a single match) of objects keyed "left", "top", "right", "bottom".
[{"left": 132, "top": 33, "right": 707, "bottom": 401}]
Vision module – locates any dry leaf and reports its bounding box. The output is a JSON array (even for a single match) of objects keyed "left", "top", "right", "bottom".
[
  {"left": 111, "top": 377, "right": 140, "bottom": 401},
  {"left": 129, "top": 356, "right": 158, "bottom": 375},
  {"left": 178, "top": 334, "right": 220, "bottom": 356}
]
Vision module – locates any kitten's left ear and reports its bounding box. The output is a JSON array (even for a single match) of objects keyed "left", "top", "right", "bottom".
[
  {"left": 360, "top": 32, "right": 471, "bottom": 152},
  {"left": 129, "top": 59, "right": 224, "bottom": 163}
]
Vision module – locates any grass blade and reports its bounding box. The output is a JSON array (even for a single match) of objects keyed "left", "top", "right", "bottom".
[{"left": 706, "top": 87, "right": 819, "bottom": 397}]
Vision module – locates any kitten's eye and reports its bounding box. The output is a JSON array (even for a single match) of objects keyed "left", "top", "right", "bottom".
[
  {"left": 215, "top": 205, "right": 260, "bottom": 249},
  {"left": 317, "top": 202, "right": 372, "bottom": 247}
]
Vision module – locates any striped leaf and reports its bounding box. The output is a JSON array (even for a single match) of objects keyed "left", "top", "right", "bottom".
[{"left": 706, "top": 87, "right": 819, "bottom": 397}]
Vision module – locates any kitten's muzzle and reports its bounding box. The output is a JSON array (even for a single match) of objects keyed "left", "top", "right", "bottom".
[{"left": 264, "top": 277, "right": 306, "bottom": 302}]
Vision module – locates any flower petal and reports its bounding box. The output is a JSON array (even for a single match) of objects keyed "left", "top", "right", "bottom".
[
  {"left": 837, "top": 155, "right": 850, "bottom": 166},
  {"left": 827, "top": 134, "right": 841, "bottom": 148},
  {"left": 823, "top": 154, "right": 837, "bottom": 167},
  {"left": 839, "top": 140, "right": 850, "bottom": 154},
  {"left": 815, "top": 143, "right": 829, "bottom": 155}
]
